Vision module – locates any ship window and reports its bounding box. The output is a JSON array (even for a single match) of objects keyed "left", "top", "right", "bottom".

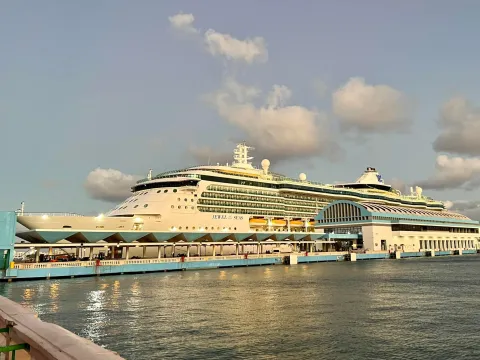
[
  {"left": 234, "top": 227, "right": 237, "bottom": 230},
  {"left": 171, "top": 205, "right": 174, "bottom": 208},
  {"left": 186, "top": 226, "right": 188, "bottom": 230},
  {"left": 191, "top": 206, "right": 194, "bottom": 209},
  {"left": 179, "top": 227, "right": 182, "bottom": 230},
  {"left": 144, "top": 204, "right": 149, "bottom": 208},
  {"left": 157, "top": 190, "right": 161, "bottom": 193},
  {"left": 134, "top": 205, "right": 139, "bottom": 208},
  {"left": 191, "top": 199, "right": 194, "bottom": 202},
  {"left": 178, "top": 198, "right": 181, "bottom": 201},
  {"left": 173, "top": 189, "right": 177, "bottom": 192},
  {"left": 178, "top": 206, "right": 181, "bottom": 209},
  {"left": 164, "top": 190, "right": 168, "bottom": 193},
  {"left": 185, "top": 206, "right": 188, "bottom": 209},
  {"left": 184, "top": 198, "right": 187, "bottom": 201},
  {"left": 63, "top": 225, "right": 72, "bottom": 228}
]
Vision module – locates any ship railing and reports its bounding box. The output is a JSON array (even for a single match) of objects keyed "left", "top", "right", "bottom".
[
  {"left": 247, "top": 253, "right": 284, "bottom": 258},
  {"left": 14, "top": 261, "right": 96, "bottom": 269},
  {"left": 12, "top": 254, "right": 287, "bottom": 269},
  {"left": 298, "top": 251, "right": 348, "bottom": 256},
  {"left": 17, "top": 212, "right": 84, "bottom": 217}
]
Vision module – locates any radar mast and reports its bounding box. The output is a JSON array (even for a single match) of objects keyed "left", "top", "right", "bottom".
[{"left": 232, "top": 142, "right": 255, "bottom": 169}]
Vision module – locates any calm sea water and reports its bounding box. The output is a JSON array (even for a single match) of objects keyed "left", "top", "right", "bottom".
[{"left": 1, "top": 256, "right": 480, "bottom": 360}]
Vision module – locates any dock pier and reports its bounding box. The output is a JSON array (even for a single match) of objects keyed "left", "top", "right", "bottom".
[{"left": 1, "top": 211, "right": 478, "bottom": 282}]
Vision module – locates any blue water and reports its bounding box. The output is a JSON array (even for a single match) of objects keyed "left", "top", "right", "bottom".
[{"left": 1, "top": 256, "right": 480, "bottom": 359}]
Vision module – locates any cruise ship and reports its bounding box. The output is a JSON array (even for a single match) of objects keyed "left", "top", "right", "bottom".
[{"left": 17, "top": 143, "right": 445, "bottom": 235}]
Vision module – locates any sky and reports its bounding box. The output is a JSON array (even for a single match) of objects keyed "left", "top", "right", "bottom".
[{"left": 2, "top": 0, "right": 480, "bottom": 219}]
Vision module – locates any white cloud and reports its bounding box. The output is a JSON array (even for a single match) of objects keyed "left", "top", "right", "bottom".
[
  {"left": 266, "top": 85, "right": 292, "bottom": 108},
  {"left": 84, "top": 168, "right": 142, "bottom": 203},
  {"left": 223, "top": 77, "right": 261, "bottom": 102},
  {"left": 417, "top": 155, "right": 480, "bottom": 190},
  {"left": 332, "top": 77, "right": 411, "bottom": 133},
  {"left": 168, "top": 12, "right": 268, "bottom": 64},
  {"left": 432, "top": 97, "right": 480, "bottom": 156},
  {"left": 206, "top": 78, "right": 341, "bottom": 163},
  {"left": 443, "top": 200, "right": 454, "bottom": 210},
  {"left": 204, "top": 29, "right": 268, "bottom": 64},
  {"left": 168, "top": 13, "right": 198, "bottom": 33}
]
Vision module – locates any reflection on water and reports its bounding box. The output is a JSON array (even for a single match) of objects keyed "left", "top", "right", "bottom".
[{"left": 1, "top": 257, "right": 480, "bottom": 360}]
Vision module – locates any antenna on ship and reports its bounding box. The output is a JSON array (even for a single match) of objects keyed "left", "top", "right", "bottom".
[
  {"left": 147, "top": 169, "right": 152, "bottom": 181},
  {"left": 233, "top": 141, "right": 254, "bottom": 168},
  {"left": 17, "top": 201, "right": 25, "bottom": 215}
]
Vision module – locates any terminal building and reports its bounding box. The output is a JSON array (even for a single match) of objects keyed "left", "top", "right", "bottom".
[{"left": 314, "top": 200, "right": 479, "bottom": 252}]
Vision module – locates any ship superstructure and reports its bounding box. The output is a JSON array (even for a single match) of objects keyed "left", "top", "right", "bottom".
[{"left": 17, "top": 143, "right": 445, "bottom": 234}]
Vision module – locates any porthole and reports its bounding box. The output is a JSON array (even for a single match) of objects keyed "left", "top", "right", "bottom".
[
  {"left": 144, "top": 204, "right": 149, "bottom": 208},
  {"left": 134, "top": 205, "right": 138, "bottom": 208},
  {"left": 234, "top": 227, "right": 237, "bottom": 230},
  {"left": 186, "top": 226, "right": 189, "bottom": 230},
  {"left": 164, "top": 190, "right": 168, "bottom": 193},
  {"left": 191, "top": 206, "right": 194, "bottom": 209},
  {"left": 191, "top": 199, "right": 194, "bottom": 202},
  {"left": 171, "top": 205, "right": 174, "bottom": 208},
  {"left": 179, "top": 226, "right": 182, "bottom": 230},
  {"left": 178, "top": 206, "right": 181, "bottom": 209},
  {"left": 184, "top": 198, "right": 187, "bottom": 202},
  {"left": 173, "top": 189, "right": 177, "bottom": 193},
  {"left": 192, "top": 226, "right": 196, "bottom": 230},
  {"left": 178, "top": 198, "right": 181, "bottom": 201},
  {"left": 157, "top": 190, "right": 161, "bottom": 193},
  {"left": 185, "top": 206, "right": 188, "bottom": 209}
]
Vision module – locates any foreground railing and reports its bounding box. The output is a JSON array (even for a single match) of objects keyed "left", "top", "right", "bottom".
[
  {"left": 0, "top": 296, "right": 124, "bottom": 359},
  {"left": 17, "top": 212, "right": 84, "bottom": 217}
]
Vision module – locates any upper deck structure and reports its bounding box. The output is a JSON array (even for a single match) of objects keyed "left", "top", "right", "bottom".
[{"left": 16, "top": 143, "right": 446, "bottom": 240}]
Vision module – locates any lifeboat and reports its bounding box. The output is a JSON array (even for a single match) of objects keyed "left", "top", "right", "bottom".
[
  {"left": 249, "top": 218, "right": 267, "bottom": 226},
  {"left": 290, "top": 220, "right": 304, "bottom": 227},
  {"left": 271, "top": 219, "right": 287, "bottom": 227}
]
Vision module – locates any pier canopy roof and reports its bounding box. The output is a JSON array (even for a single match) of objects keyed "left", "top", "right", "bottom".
[{"left": 314, "top": 200, "right": 478, "bottom": 226}]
